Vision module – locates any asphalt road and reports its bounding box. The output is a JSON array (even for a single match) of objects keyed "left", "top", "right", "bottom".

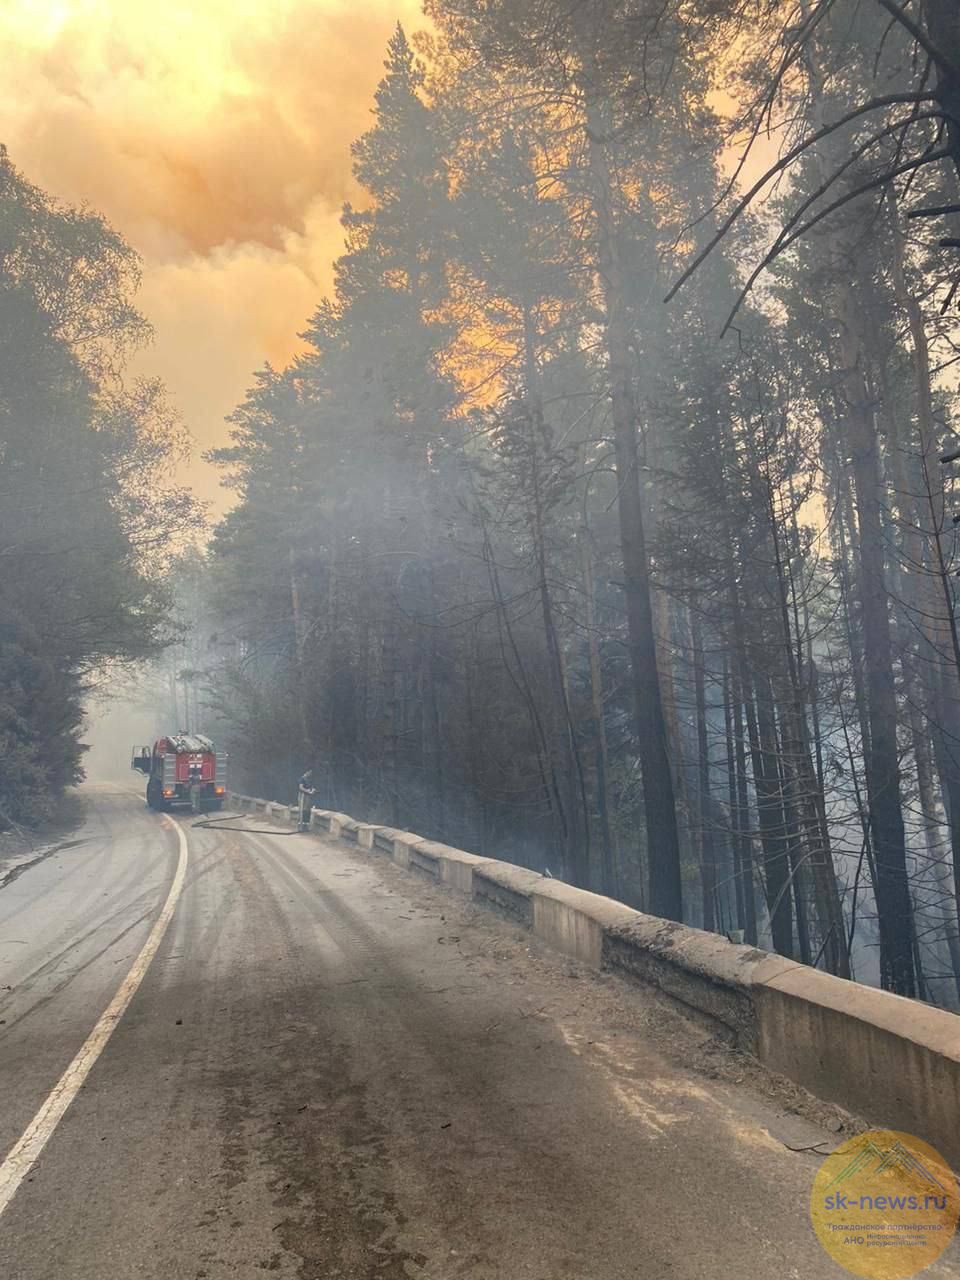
[{"left": 0, "top": 785, "right": 955, "bottom": 1280}]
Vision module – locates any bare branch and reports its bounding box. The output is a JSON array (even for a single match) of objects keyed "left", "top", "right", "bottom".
[
  {"left": 665, "top": 94, "right": 938, "bottom": 303},
  {"left": 908, "top": 202, "right": 960, "bottom": 218},
  {"left": 871, "top": 0, "right": 960, "bottom": 82},
  {"left": 720, "top": 146, "right": 952, "bottom": 335}
]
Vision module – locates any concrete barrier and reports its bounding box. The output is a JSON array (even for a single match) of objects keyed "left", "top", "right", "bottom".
[
  {"left": 473, "top": 863, "right": 544, "bottom": 925},
  {"left": 389, "top": 831, "right": 427, "bottom": 869},
  {"left": 755, "top": 964, "right": 960, "bottom": 1164},
  {"left": 327, "top": 812, "right": 355, "bottom": 839},
  {"left": 309, "top": 810, "right": 343, "bottom": 836},
  {"left": 373, "top": 827, "right": 399, "bottom": 854},
  {"left": 417, "top": 842, "right": 490, "bottom": 894},
  {"left": 603, "top": 914, "right": 791, "bottom": 1048},
  {"left": 407, "top": 843, "right": 439, "bottom": 878},
  {"left": 533, "top": 880, "right": 638, "bottom": 972},
  {"left": 211, "top": 791, "right": 960, "bottom": 1163}
]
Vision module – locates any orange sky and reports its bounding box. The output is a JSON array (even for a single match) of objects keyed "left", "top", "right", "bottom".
[{"left": 0, "top": 0, "right": 424, "bottom": 510}]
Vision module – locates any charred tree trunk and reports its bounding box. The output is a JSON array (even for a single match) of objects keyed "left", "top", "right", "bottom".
[{"left": 924, "top": 0, "right": 960, "bottom": 184}]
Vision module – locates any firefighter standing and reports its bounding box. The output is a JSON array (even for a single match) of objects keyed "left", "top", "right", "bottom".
[
  {"left": 297, "top": 769, "right": 315, "bottom": 831},
  {"left": 189, "top": 759, "right": 203, "bottom": 814}
]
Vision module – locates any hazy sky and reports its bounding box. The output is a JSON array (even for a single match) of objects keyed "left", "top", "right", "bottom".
[{"left": 0, "top": 0, "right": 424, "bottom": 510}]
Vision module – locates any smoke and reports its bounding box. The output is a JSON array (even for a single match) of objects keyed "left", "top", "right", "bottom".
[
  {"left": 84, "top": 696, "right": 160, "bottom": 784},
  {"left": 0, "top": 0, "right": 425, "bottom": 506}
]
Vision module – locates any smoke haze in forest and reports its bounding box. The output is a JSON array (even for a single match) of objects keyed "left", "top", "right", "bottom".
[{"left": 4, "top": 0, "right": 960, "bottom": 1012}]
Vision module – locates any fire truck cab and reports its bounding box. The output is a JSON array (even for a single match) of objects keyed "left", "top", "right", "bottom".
[{"left": 131, "top": 733, "right": 227, "bottom": 812}]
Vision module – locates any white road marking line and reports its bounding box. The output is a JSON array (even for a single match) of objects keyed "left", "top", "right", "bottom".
[{"left": 0, "top": 814, "right": 189, "bottom": 1220}]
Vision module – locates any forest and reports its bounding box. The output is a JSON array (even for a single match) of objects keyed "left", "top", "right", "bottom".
[
  {"left": 6, "top": 0, "right": 960, "bottom": 1008},
  {"left": 0, "top": 149, "right": 197, "bottom": 829}
]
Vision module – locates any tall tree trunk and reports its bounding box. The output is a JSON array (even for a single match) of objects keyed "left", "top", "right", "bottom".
[
  {"left": 288, "top": 544, "right": 312, "bottom": 759},
  {"left": 748, "top": 396, "right": 848, "bottom": 973},
  {"left": 886, "top": 193, "right": 960, "bottom": 949},
  {"left": 924, "top": 0, "right": 960, "bottom": 183},
  {"left": 778, "top": 733, "right": 813, "bottom": 966},
  {"left": 654, "top": 589, "right": 696, "bottom": 874},
  {"left": 578, "top": 520, "right": 619, "bottom": 895},
  {"left": 771, "top": 545, "right": 848, "bottom": 974},
  {"left": 907, "top": 688, "right": 960, "bottom": 1004},
  {"left": 800, "top": 29, "right": 915, "bottom": 993},
  {"left": 728, "top": 659, "right": 758, "bottom": 943},
  {"left": 477, "top": 495, "right": 566, "bottom": 863},
  {"left": 835, "top": 273, "right": 915, "bottom": 994},
  {"left": 724, "top": 656, "right": 745, "bottom": 934},
  {"left": 425, "top": 569, "right": 447, "bottom": 842},
  {"left": 750, "top": 666, "right": 796, "bottom": 957},
  {"left": 692, "top": 610, "right": 717, "bottom": 931},
  {"left": 582, "top": 89, "right": 683, "bottom": 920},
  {"left": 522, "top": 306, "right": 590, "bottom": 884},
  {"left": 728, "top": 569, "right": 795, "bottom": 956}
]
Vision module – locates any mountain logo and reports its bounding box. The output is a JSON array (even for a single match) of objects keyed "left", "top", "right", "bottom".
[
  {"left": 825, "top": 1139, "right": 948, "bottom": 1194},
  {"left": 810, "top": 1128, "right": 959, "bottom": 1280}
]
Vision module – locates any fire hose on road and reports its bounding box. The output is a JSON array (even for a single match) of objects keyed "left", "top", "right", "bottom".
[{"left": 189, "top": 812, "right": 304, "bottom": 835}]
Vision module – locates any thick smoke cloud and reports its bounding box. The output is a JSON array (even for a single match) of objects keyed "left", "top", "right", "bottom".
[{"left": 0, "top": 0, "right": 424, "bottom": 506}]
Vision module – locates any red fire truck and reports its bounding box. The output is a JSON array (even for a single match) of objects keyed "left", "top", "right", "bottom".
[{"left": 131, "top": 733, "right": 227, "bottom": 812}]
